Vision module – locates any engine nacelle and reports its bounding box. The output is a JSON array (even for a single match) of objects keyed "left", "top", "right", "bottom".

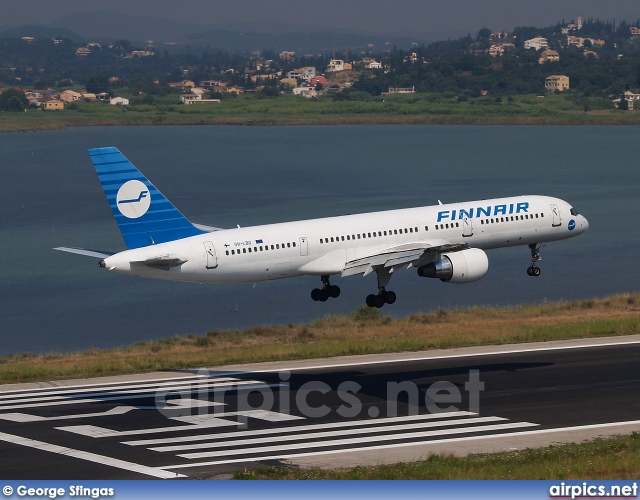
[{"left": 417, "top": 248, "right": 489, "bottom": 284}]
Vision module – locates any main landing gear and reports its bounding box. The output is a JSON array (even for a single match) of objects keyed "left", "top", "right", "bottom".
[
  {"left": 365, "top": 267, "right": 397, "bottom": 308},
  {"left": 311, "top": 275, "right": 340, "bottom": 302},
  {"left": 366, "top": 288, "right": 397, "bottom": 308},
  {"left": 527, "top": 243, "right": 542, "bottom": 277}
]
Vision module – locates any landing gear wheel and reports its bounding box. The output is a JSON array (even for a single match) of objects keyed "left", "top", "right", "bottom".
[
  {"left": 311, "top": 276, "right": 340, "bottom": 302},
  {"left": 383, "top": 290, "right": 397, "bottom": 304},
  {"left": 374, "top": 295, "right": 386, "bottom": 308},
  {"left": 366, "top": 294, "right": 377, "bottom": 308},
  {"left": 527, "top": 266, "right": 541, "bottom": 277}
]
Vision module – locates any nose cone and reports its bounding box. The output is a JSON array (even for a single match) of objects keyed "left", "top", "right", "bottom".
[{"left": 579, "top": 214, "right": 589, "bottom": 233}]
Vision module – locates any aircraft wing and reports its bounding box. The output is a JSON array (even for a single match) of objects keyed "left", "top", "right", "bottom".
[
  {"left": 341, "top": 240, "right": 468, "bottom": 277},
  {"left": 54, "top": 247, "right": 115, "bottom": 259}
]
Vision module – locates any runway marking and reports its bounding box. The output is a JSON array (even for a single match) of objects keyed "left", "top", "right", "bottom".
[
  {"left": 149, "top": 416, "right": 509, "bottom": 453},
  {"left": 123, "top": 411, "right": 477, "bottom": 446},
  {"left": 163, "top": 419, "right": 640, "bottom": 469},
  {"left": 0, "top": 375, "right": 239, "bottom": 398},
  {"left": 0, "top": 406, "right": 135, "bottom": 422},
  {"left": 0, "top": 379, "right": 273, "bottom": 411},
  {"left": 0, "top": 431, "right": 183, "bottom": 479},
  {"left": 177, "top": 421, "right": 538, "bottom": 460},
  {"left": 57, "top": 410, "right": 304, "bottom": 438}
]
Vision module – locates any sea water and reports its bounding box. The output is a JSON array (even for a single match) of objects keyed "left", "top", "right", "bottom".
[{"left": 0, "top": 125, "right": 637, "bottom": 355}]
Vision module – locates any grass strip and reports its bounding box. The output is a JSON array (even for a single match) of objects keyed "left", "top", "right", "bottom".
[
  {"left": 234, "top": 432, "right": 640, "bottom": 479},
  {"left": 0, "top": 293, "right": 638, "bottom": 384},
  {"left": 3, "top": 93, "right": 640, "bottom": 132}
]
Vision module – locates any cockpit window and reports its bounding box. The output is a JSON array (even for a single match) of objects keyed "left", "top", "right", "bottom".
[{"left": 570, "top": 208, "right": 579, "bottom": 216}]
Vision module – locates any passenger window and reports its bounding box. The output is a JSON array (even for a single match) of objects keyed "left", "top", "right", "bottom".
[
  {"left": 341, "top": 236, "right": 345, "bottom": 241},
  {"left": 276, "top": 244, "right": 280, "bottom": 249},
  {"left": 243, "top": 248, "right": 246, "bottom": 253}
]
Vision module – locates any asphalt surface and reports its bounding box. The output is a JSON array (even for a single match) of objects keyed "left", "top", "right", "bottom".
[{"left": 0, "top": 336, "right": 639, "bottom": 479}]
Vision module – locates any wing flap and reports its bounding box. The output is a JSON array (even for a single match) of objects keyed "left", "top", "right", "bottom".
[{"left": 341, "top": 241, "right": 469, "bottom": 278}]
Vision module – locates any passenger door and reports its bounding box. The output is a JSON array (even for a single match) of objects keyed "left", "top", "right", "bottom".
[{"left": 204, "top": 241, "right": 218, "bottom": 269}]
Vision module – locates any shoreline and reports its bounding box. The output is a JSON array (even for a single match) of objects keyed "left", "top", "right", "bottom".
[
  {"left": 2, "top": 105, "right": 639, "bottom": 133},
  {"left": 1, "top": 293, "right": 637, "bottom": 384}
]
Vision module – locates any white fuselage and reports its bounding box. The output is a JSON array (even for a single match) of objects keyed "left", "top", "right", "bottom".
[{"left": 101, "top": 195, "right": 588, "bottom": 283}]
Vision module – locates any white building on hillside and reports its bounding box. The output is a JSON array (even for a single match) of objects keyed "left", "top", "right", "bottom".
[{"left": 524, "top": 37, "right": 548, "bottom": 51}]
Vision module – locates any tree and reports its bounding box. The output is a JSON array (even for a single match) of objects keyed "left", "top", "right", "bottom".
[
  {"left": 618, "top": 96, "right": 629, "bottom": 110},
  {"left": 85, "top": 74, "right": 109, "bottom": 94},
  {"left": 0, "top": 88, "right": 28, "bottom": 111}
]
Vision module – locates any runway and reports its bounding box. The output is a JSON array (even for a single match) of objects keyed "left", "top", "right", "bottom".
[{"left": 0, "top": 335, "right": 639, "bottom": 479}]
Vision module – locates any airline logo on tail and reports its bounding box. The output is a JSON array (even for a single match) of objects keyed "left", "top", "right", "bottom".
[{"left": 116, "top": 180, "right": 151, "bottom": 219}]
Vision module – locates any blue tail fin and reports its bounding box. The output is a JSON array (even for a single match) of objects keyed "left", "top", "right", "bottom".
[{"left": 89, "top": 147, "right": 206, "bottom": 249}]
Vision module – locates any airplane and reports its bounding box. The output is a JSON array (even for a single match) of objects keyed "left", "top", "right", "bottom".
[{"left": 55, "top": 147, "right": 589, "bottom": 308}]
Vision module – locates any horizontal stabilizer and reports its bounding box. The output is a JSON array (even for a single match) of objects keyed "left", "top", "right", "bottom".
[
  {"left": 193, "top": 223, "right": 225, "bottom": 232},
  {"left": 54, "top": 247, "right": 115, "bottom": 259}
]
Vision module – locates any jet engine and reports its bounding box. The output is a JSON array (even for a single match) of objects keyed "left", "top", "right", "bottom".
[{"left": 417, "top": 248, "right": 489, "bottom": 284}]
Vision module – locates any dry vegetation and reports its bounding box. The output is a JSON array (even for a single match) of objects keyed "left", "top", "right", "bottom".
[{"left": 1, "top": 293, "right": 638, "bottom": 384}]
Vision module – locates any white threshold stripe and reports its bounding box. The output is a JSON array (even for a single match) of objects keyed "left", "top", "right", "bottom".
[
  {"left": 178, "top": 422, "right": 537, "bottom": 459},
  {"left": 0, "top": 376, "right": 241, "bottom": 401},
  {"left": 0, "top": 432, "right": 183, "bottom": 479},
  {"left": 123, "top": 411, "right": 476, "bottom": 447},
  {"left": 0, "top": 379, "right": 264, "bottom": 407},
  {"left": 57, "top": 409, "right": 297, "bottom": 438},
  {"left": 164, "top": 419, "right": 640, "bottom": 469},
  {"left": 150, "top": 416, "right": 508, "bottom": 453},
  {"left": 216, "top": 338, "right": 640, "bottom": 377},
  {"left": 0, "top": 406, "right": 136, "bottom": 423},
  {"left": 2, "top": 369, "right": 238, "bottom": 396},
  {"left": 0, "top": 380, "right": 272, "bottom": 411},
  {"left": 0, "top": 373, "right": 209, "bottom": 396}
]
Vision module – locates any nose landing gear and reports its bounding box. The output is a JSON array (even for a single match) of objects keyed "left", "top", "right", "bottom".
[{"left": 527, "top": 243, "right": 542, "bottom": 277}]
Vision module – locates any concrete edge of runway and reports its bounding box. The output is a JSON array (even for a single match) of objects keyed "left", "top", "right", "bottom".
[
  {"left": 3, "top": 333, "right": 640, "bottom": 392},
  {"left": 285, "top": 421, "right": 640, "bottom": 470}
]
